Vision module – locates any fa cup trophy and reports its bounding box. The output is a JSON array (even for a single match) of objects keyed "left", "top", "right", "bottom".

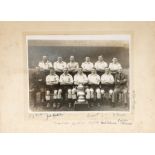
[{"left": 77, "top": 84, "right": 85, "bottom": 103}]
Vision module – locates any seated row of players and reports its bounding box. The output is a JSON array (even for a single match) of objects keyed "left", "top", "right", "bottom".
[
  {"left": 46, "top": 67, "right": 114, "bottom": 86},
  {"left": 38, "top": 55, "right": 122, "bottom": 75},
  {"left": 31, "top": 65, "right": 128, "bottom": 109}
]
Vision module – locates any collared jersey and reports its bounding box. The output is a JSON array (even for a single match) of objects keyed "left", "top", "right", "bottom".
[
  {"left": 38, "top": 60, "right": 52, "bottom": 70},
  {"left": 95, "top": 61, "right": 108, "bottom": 70},
  {"left": 46, "top": 74, "right": 59, "bottom": 85},
  {"left": 74, "top": 73, "right": 88, "bottom": 85},
  {"left": 67, "top": 62, "right": 79, "bottom": 70},
  {"left": 101, "top": 73, "right": 114, "bottom": 84},
  {"left": 88, "top": 73, "right": 100, "bottom": 84},
  {"left": 54, "top": 61, "right": 67, "bottom": 71},
  {"left": 59, "top": 73, "right": 73, "bottom": 84},
  {"left": 81, "top": 62, "right": 94, "bottom": 71},
  {"left": 109, "top": 62, "right": 122, "bottom": 71}
]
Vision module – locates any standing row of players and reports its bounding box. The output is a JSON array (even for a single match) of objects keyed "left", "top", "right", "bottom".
[
  {"left": 38, "top": 55, "right": 122, "bottom": 75},
  {"left": 30, "top": 55, "right": 128, "bottom": 109}
]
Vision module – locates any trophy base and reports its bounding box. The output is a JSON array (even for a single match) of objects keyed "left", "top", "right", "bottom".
[{"left": 74, "top": 101, "right": 89, "bottom": 111}]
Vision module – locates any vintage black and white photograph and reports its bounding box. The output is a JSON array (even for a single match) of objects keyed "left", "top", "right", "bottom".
[{"left": 27, "top": 35, "right": 130, "bottom": 112}]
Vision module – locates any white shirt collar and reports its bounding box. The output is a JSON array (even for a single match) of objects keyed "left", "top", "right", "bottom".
[
  {"left": 84, "top": 61, "right": 91, "bottom": 63},
  {"left": 62, "top": 73, "right": 70, "bottom": 76},
  {"left": 57, "top": 61, "right": 64, "bottom": 63}
]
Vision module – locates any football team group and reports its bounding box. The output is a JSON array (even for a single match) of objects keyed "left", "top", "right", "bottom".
[{"left": 29, "top": 55, "right": 128, "bottom": 110}]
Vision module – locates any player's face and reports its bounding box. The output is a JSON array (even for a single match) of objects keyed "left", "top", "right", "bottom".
[
  {"left": 64, "top": 69, "right": 68, "bottom": 74},
  {"left": 98, "top": 56, "right": 103, "bottom": 61},
  {"left": 78, "top": 68, "right": 83, "bottom": 74},
  {"left": 118, "top": 69, "right": 122, "bottom": 73},
  {"left": 105, "top": 68, "right": 109, "bottom": 74},
  {"left": 91, "top": 69, "right": 96, "bottom": 74},
  {"left": 43, "top": 57, "right": 47, "bottom": 62},
  {"left": 50, "top": 69, "right": 55, "bottom": 74},
  {"left": 113, "top": 58, "right": 117, "bottom": 63},
  {"left": 86, "top": 57, "right": 90, "bottom": 62},
  {"left": 58, "top": 57, "right": 62, "bottom": 62},
  {"left": 70, "top": 56, "right": 74, "bottom": 62}
]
